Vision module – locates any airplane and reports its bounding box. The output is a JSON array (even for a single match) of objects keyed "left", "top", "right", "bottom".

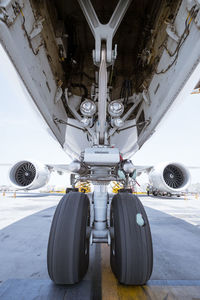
[{"left": 1, "top": 0, "right": 200, "bottom": 286}]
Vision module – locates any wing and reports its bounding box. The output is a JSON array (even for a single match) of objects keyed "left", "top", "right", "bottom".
[{"left": 133, "top": 166, "right": 153, "bottom": 177}]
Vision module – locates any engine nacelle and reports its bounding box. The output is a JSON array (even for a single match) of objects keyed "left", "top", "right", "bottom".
[
  {"left": 149, "top": 162, "right": 190, "bottom": 193},
  {"left": 9, "top": 160, "right": 50, "bottom": 190}
]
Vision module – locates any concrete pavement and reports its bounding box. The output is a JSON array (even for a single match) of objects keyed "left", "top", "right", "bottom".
[{"left": 0, "top": 192, "right": 200, "bottom": 299}]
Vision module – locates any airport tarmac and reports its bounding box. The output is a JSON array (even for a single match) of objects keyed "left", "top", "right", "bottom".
[{"left": 0, "top": 192, "right": 200, "bottom": 299}]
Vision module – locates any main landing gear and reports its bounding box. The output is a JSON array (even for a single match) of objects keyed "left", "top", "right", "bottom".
[
  {"left": 47, "top": 190, "right": 153, "bottom": 285},
  {"left": 47, "top": 0, "right": 153, "bottom": 286}
]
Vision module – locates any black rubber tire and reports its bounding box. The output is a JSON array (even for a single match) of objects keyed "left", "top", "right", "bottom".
[
  {"left": 110, "top": 193, "right": 153, "bottom": 285},
  {"left": 47, "top": 192, "right": 89, "bottom": 284}
]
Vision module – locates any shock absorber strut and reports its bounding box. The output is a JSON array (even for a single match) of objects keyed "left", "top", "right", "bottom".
[
  {"left": 90, "top": 184, "right": 110, "bottom": 244},
  {"left": 98, "top": 44, "right": 107, "bottom": 144}
]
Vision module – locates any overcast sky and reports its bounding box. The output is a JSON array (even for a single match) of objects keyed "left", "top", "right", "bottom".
[{"left": 0, "top": 44, "right": 200, "bottom": 187}]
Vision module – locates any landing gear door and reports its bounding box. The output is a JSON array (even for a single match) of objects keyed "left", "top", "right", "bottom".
[{"left": 0, "top": 0, "right": 67, "bottom": 147}]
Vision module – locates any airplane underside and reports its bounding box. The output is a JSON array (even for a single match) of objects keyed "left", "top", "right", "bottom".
[{"left": 1, "top": 0, "right": 199, "bottom": 285}]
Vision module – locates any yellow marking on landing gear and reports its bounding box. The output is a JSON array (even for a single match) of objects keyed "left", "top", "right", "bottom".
[
  {"left": 76, "top": 181, "right": 91, "bottom": 193},
  {"left": 111, "top": 181, "right": 124, "bottom": 194}
]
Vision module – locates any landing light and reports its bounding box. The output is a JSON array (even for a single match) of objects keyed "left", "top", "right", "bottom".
[
  {"left": 81, "top": 117, "right": 90, "bottom": 127},
  {"left": 80, "top": 100, "right": 96, "bottom": 117},
  {"left": 108, "top": 100, "right": 124, "bottom": 117},
  {"left": 112, "top": 118, "right": 124, "bottom": 128}
]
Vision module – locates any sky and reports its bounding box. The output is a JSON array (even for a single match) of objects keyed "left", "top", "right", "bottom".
[{"left": 0, "top": 44, "right": 200, "bottom": 187}]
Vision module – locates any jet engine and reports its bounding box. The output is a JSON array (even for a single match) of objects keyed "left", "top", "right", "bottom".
[
  {"left": 9, "top": 160, "right": 50, "bottom": 190},
  {"left": 149, "top": 162, "right": 190, "bottom": 193}
]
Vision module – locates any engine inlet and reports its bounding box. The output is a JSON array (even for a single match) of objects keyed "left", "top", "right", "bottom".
[
  {"left": 163, "top": 164, "right": 184, "bottom": 189},
  {"left": 15, "top": 162, "right": 36, "bottom": 186}
]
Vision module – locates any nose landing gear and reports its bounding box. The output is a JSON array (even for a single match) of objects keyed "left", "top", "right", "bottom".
[{"left": 47, "top": 190, "right": 153, "bottom": 285}]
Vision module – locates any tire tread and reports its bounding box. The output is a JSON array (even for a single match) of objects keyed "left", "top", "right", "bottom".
[
  {"left": 47, "top": 192, "right": 89, "bottom": 284},
  {"left": 111, "top": 193, "right": 153, "bottom": 285}
]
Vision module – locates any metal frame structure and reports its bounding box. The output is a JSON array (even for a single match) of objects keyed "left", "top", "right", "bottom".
[{"left": 78, "top": 0, "right": 132, "bottom": 65}]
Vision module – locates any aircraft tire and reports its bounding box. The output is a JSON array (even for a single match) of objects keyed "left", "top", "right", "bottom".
[
  {"left": 110, "top": 193, "right": 153, "bottom": 285},
  {"left": 47, "top": 192, "right": 89, "bottom": 284}
]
